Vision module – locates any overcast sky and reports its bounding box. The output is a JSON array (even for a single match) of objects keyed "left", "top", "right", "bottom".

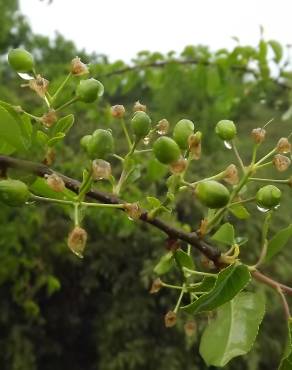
[{"left": 20, "top": 0, "right": 292, "bottom": 62}]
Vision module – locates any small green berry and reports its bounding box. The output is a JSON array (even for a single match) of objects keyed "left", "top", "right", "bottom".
[
  {"left": 0, "top": 179, "right": 30, "bottom": 206},
  {"left": 195, "top": 180, "right": 230, "bottom": 209},
  {"left": 86, "top": 129, "right": 114, "bottom": 159},
  {"left": 153, "top": 136, "right": 181, "bottom": 164},
  {"left": 131, "top": 111, "right": 151, "bottom": 139},
  {"left": 80, "top": 135, "right": 92, "bottom": 150},
  {"left": 256, "top": 185, "right": 281, "bottom": 209},
  {"left": 8, "top": 48, "right": 34, "bottom": 73},
  {"left": 173, "top": 119, "right": 194, "bottom": 149},
  {"left": 215, "top": 120, "right": 237, "bottom": 141},
  {"left": 76, "top": 78, "right": 104, "bottom": 103}
]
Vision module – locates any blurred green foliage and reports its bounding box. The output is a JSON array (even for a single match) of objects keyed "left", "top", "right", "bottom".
[{"left": 0, "top": 1, "right": 292, "bottom": 369}]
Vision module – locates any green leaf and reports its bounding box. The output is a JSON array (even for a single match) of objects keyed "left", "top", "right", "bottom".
[
  {"left": 0, "top": 105, "right": 27, "bottom": 152},
  {"left": 235, "top": 236, "right": 248, "bottom": 247},
  {"left": 182, "top": 263, "right": 250, "bottom": 314},
  {"left": 265, "top": 225, "right": 292, "bottom": 262},
  {"left": 211, "top": 223, "right": 235, "bottom": 245},
  {"left": 175, "top": 249, "right": 195, "bottom": 271},
  {"left": 279, "top": 318, "right": 292, "bottom": 370},
  {"left": 229, "top": 204, "right": 250, "bottom": 219},
  {"left": 268, "top": 40, "right": 283, "bottom": 63},
  {"left": 51, "top": 114, "right": 74, "bottom": 137},
  {"left": 200, "top": 292, "right": 265, "bottom": 367},
  {"left": 146, "top": 196, "right": 161, "bottom": 209},
  {"left": 154, "top": 252, "right": 174, "bottom": 275},
  {"left": 30, "top": 177, "right": 76, "bottom": 201},
  {"left": 48, "top": 132, "right": 66, "bottom": 147},
  {"left": 190, "top": 276, "right": 216, "bottom": 293}
]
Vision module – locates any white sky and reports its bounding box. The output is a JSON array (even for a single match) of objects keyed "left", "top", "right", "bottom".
[{"left": 20, "top": 0, "right": 292, "bottom": 62}]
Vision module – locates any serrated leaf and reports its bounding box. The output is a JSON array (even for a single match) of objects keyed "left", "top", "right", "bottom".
[
  {"left": 51, "top": 114, "right": 74, "bottom": 137},
  {"left": 230, "top": 204, "right": 250, "bottom": 219},
  {"left": 265, "top": 224, "right": 292, "bottom": 262},
  {"left": 279, "top": 318, "right": 292, "bottom": 370},
  {"left": 182, "top": 263, "right": 250, "bottom": 314},
  {"left": 200, "top": 292, "right": 265, "bottom": 367},
  {"left": 175, "top": 249, "right": 194, "bottom": 271},
  {"left": 0, "top": 105, "right": 27, "bottom": 152},
  {"left": 211, "top": 223, "right": 235, "bottom": 245},
  {"left": 154, "top": 252, "right": 174, "bottom": 275}
]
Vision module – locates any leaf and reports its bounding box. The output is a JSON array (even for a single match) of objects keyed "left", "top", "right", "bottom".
[
  {"left": 229, "top": 204, "right": 250, "bottom": 219},
  {"left": 265, "top": 224, "right": 292, "bottom": 262},
  {"left": 0, "top": 105, "right": 27, "bottom": 152},
  {"left": 268, "top": 40, "right": 283, "bottom": 63},
  {"left": 190, "top": 276, "right": 216, "bottom": 293},
  {"left": 211, "top": 223, "right": 235, "bottom": 245},
  {"left": 51, "top": 114, "right": 74, "bottom": 137},
  {"left": 200, "top": 292, "right": 265, "bottom": 367},
  {"left": 279, "top": 318, "right": 292, "bottom": 370},
  {"left": 182, "top": 263, "right": 250, "bottom": 314},
  {"left": 146, "top": 196, "right": 161, "bottom": 209},
  {"left": 154, "top": 252, "right": 174, "bottom": 275},
  {"left": 174, "top": 249, "right": 194, "bottom": 271},
  {"left": 235, "top": 236, "right": 248, "bottom": 247},
  {"left": 48, "top": 132, "right": 66, "bottom": 147},
  {"left": 30, "top": 177, "right": 76, "bottom": 201}
]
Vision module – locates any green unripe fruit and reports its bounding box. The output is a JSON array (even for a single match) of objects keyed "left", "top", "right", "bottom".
[
  {"left": 215, "top": 120, "right": 237, "bottom": 141},
  {"left": 80, "top": 135, "right": 92, "bottom": 150},
  {"left": 195, "top": 180, "right": 230, "bottom": 209},
  {"left": 131, "top": 111, "right": 151, "bottom": 139},
  {"left": 86, "top": 129, "right": 114, "bottom": 159},
  {"left": 256, "top": 185, "right": 282, "bottom": 209},
  {"left": 0, "top": 179, "right": 30, "bottom": 206},
  {"left": 173, "top": 119, "right": 195, "bottom": 149},
  {"left": 8, "top": 48, "right": 34, "bottom": 73},
  {"left": 153, "top": 136, "right": 181, "bottom": 164},
  {"left": 76, "top": 78, "right": 104, "bottom": 103}
]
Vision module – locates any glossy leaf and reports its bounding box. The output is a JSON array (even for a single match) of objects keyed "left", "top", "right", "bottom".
[
  {"left": 154, "top": 252, "right": 174, "bottom": 275},
  {"left": 279, "top": 318, "right": 292, "bottom": 370},
  {"left": 190, "top": 276, "right": 216, "bottom": 293},
  {"left": 51, "top": 114, "right": 74, "bottom": 136},
  {"left": 211, "top": 223, "right": 235, "bottom": 245},
  {"left": 265, "top": 224, "right": 292, "bottom": 262},
  {"left": 182, "top": 263, "right": 250, "bottom": 314},
  {"left": 229, "top": 204, "right": 250, "bottom": 219},
  {"left": 200, "top": 292, "right": 265, "bottom": 367}
]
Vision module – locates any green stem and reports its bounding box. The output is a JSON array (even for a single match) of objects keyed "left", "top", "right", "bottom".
[
  {"left": 229, "top": 197, "right": 256, "bottom": 206},
  {"left": 232, "top": 141, "right": 245, "bottom": 172},
  {"left": 161, "top": 282, "right": 185, "bottom": 290},
  {"left": 23, "top": 111, "right": 42, "bottom": 122},
  {"left": 51, "top": 72, "right": 72, "bottom": 104},
  {"left": 82, "top": 202, "right": 124, "bottom": 209},
  {"left": 74, "top": 202, "right": 79, "bottom": 226},
  {"left": 249, "top": 177, "right": 290, "bottom": 184},
  {"left": 77, "top": 169, "right": 93, "bottom": 202},
  {"left": 256, "top": 161, "right": 273, "bottom": 170},
  {"left": 55, "top": 96, "right": 79, "bottom": 112},
  {"left": 121, "top": 118, "right": 132, "bottom": 150},
  {"left": 182, "top": 267, "right": 217, "bottom": 278},
  {"left": 255, "top": 148, "right": 276, "bottom": 166},
  {"left": 30, "top": 194, "right": 75, "bottom": 206},
  {"left": 174, "top": 284, "right": 185, "bottom": 313}
]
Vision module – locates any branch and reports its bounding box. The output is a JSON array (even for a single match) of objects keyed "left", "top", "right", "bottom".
[
  {"left": 0, "top": 155, "right": 221, "bottom": 262},
  {"left": 252, "top": 270, "right": 292, "bottom": 296}
]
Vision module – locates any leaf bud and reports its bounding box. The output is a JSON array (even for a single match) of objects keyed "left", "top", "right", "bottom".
[
  {"left": 111, "top": 104, "right": 126, "bottom": 118},
  {"left": 169, "top": 157, "right": 187, "bottom": 174},
  {"left": 149, "top": 278, "right": 163, "bottom": 294},
  {"left": 67, "top": 226, "right": 87, "bottom": 258},
  {"left": 273, "top": 154, "right": 291, "bottom": 172},
  {"left": 41, "top": 109, "right": 58, "bottom": 128},
  {"left": 164, "top": 311, "right": 177, "bottom": 328},
  {"left": 92, "top": 159, "right": 112, "bottom": 180},
  {"left": 276, "top": 138, "right": 291, "bottom": 154},
  {"left": 156, "top": 118, "right": 169, "bottom": 135},
  {"left": 70, "top": 56, "right": 89, "bottom": 76},
  {"left": 251, "top": 128, "right": 266, "bottom": 144},
  {"left": 188, "top": 131, "right": 202, "bottom": 160},
  {"left": 123, "top": 202, "right": 142, "bottom": 220},
  {"left": 224, "top": 164, "right": 239, "bottom": 185},
  {"left": 133, "top": 100, "right": 147, "bottom": 112},
  {"left": 46, "top": 174, "right": 65, "bottom": 192}
]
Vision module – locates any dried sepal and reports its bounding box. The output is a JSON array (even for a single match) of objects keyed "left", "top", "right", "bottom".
[
  {"left": 27, "top": 74, "right": 49, "bottom": 98},
  {"left": 67, "top": 226, "right": 87, "bottom": 258},
  {"left": 133, "top": 101, "right": 147, "bottom": 112},
  {"left": 46, "top": 173, "right": 65, "bottom": 192},
  {"left": 70, "top": 56, "right": 89, "bottom": 76},
  {"left": 156, "top": 119, "right": 169, "bottom": 135},
  {"left": 149, "top": 278, "right": 163, "bottom": 294},
  {"left": 251, "top": 128, "right": 266, "bottom": 144},
  {"left": 92, "top": 159, "right": 112, "bottom": 180},
  {"left": 273, "top": 154, "right": 291, "bottom": 172},
  {"left": 123, "top": 202, "right": 142, "bottom": 220},
  {"left": 276, "top": 137, "right": 291, "bottom": 154},
  {"left": 111, "top": 104, "right": 126, "bottom": 118},
  {"left": 164, "top": 310, "right": 177, "bottom": 328},
  {"left": 184, "top": 320, "right": 197, "bottom": 337},
  {"left": 224, "top": 164, "right": 239, "bottom": 185},
  {"left": 43, "top": 148, "right": 56, "bottom": 166},
  {"left": 169, "top": 158, "right": 187, "bottom": 174},
  {"left": 41, "top": 109, "right": 58, "bottom": 127},
  {"left": 188, "top": 131, "right": 202, "bottom": 160}
]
